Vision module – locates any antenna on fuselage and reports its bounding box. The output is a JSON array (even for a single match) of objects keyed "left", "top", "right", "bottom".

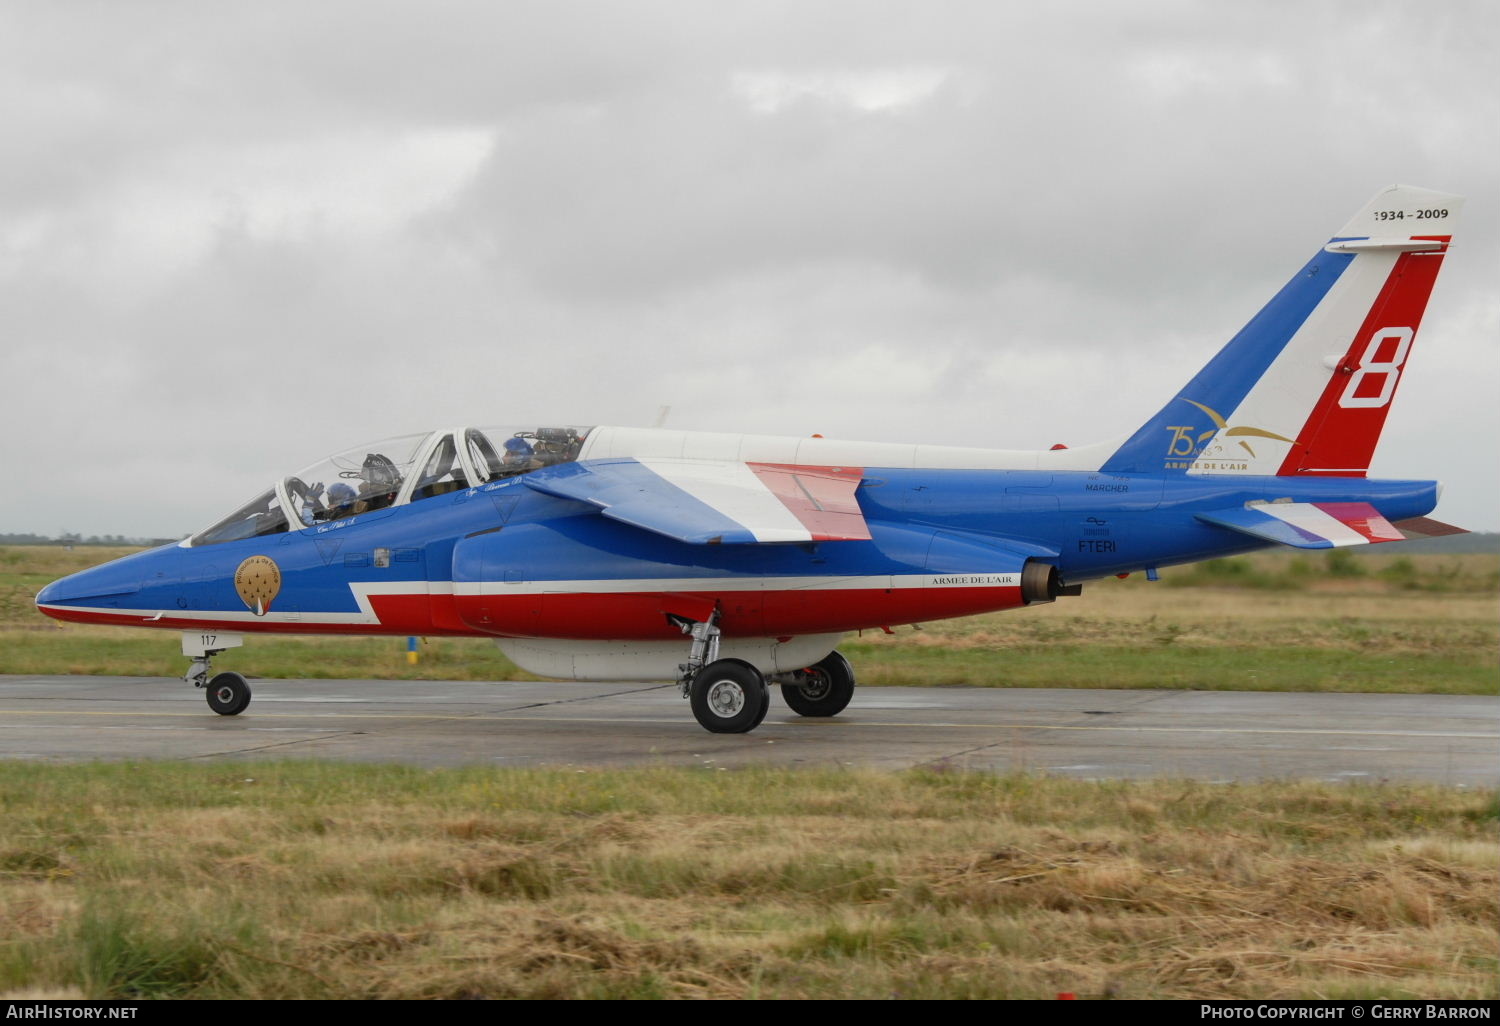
[{"left": 653, "top": 405, "right": 671, "bottom": 428}]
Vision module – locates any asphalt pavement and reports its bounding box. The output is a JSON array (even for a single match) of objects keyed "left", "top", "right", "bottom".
[{"left": 1, "top": 674, "right": 1495, "bottom": 785}]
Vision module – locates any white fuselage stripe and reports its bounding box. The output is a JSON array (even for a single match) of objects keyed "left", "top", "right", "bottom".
[
  {"left": 37, "top": 603, "right": 383, "bottom": 626},
  {"left": 449, "top": 573, "right": 1021, "bottom": 596}
]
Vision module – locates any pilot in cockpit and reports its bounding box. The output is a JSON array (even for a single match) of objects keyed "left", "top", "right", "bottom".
[
  {"left": 324, "top": 482, "right": 358, "bottom": 521},
  {"left": 500, "top": 437, "right": 543, "bottom": 475},
  {"left": 353, "top": 453, "right": 402, "bottom": 513}
]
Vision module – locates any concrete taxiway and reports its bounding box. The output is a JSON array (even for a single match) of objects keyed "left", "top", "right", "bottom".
[{"left": 0, "top": 674, "right": 1495, "bottom": 785}]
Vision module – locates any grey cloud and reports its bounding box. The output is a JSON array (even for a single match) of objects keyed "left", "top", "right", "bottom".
[{"left": 2, "top": 1, "right": 1496, "bottom": 537}]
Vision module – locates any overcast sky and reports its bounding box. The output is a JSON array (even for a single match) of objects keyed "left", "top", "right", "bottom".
[{"left": 3, "top": 0, "right": 1496, "bottom": 539}]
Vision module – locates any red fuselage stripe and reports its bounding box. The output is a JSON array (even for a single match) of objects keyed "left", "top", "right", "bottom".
[{"left": 42, "top": 584, "right": 1027, "bottom": 640}]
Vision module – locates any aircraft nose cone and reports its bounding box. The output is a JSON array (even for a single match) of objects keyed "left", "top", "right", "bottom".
[
  {"left": 35, "top": 573, "right": 90, "bottom": 623},
  {"left": 34, "top": 570, "right": 111, "bottom": 616},
  {"left": 34, "top": 557, "right": 147, "bottom": 621},
  {"left": 35, "top": 572, "right": 99, "bottom": 607},
  {"left": 35, "top": 578, "right": 62, "bottom": 606}
]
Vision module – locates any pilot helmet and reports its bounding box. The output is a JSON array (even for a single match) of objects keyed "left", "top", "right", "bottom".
[
  {"left": 327, "top": 483, "right": 357, "bottom": 505},
  {"left": 361, "top": 453, "right": 400, "bottom": 490},
  {"left": 503, "top": 437, "right": 534, "bottom": 457}
]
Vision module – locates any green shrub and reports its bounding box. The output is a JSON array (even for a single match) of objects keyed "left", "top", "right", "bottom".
[{"left": 1324, "top": 549, "right": 1367, "bottom": 578}]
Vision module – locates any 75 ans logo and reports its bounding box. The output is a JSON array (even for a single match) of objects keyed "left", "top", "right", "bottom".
[{"left": 1163, "top": 398, "right": 1294, "bottom": 462}]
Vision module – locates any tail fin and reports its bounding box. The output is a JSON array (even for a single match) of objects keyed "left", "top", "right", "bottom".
[{"left": 1101, "top": 185, "right": 1462, "bottom": 477}]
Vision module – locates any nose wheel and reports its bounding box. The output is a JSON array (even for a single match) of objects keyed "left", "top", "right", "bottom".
[
  {"left": 205, "top": 672, "right": 252, "bottom": 716},
  {"left": 182, "top": 631, "right": 252, "bottom": 716}
]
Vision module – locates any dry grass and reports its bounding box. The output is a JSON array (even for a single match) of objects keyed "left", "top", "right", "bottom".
[
  {"left": 844, "top": 556, "right": 1498, "bottom": 692},
  {"left": 0, "top": 763, "right": 1494, "bottom": 999},
  {"left": 863, "top": 585, "right": 1498, "bottom": 651}
]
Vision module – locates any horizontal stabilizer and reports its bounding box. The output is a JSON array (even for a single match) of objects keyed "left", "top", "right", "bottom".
[
  {"left": 526, "top": 458, "right": 871, "bottom": 545},
  {"left": 1195, "top": 501, "right": 1404, "bottom": 549},
  {"left": 1323, "top": 238, "right": 1446, "bottom": 254}
]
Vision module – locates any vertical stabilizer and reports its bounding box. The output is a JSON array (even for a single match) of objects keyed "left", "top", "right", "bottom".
[{"left": 1102, "top": 185, "right": 1461, "bottom": 477}]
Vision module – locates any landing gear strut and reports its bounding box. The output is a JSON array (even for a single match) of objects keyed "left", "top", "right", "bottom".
[
  {"left": 674, "top": 608, "right": 770, "bottom": 734},
  {"left": 182, "top": 631, "right": 251, "bottom": 716}
]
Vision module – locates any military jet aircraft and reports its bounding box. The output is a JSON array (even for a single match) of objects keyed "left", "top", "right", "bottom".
[{"left": 37, "top": 185, "right": 1465, "bottom": 733}]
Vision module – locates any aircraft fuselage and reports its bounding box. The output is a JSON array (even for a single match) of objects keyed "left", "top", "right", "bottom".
[{"left": 37, "top": 467, "right": 1438, "bottom": 641}]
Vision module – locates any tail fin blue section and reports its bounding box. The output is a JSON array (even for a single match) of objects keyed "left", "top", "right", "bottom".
[{"left": 1101, "top": 185, "right": 1461, "bottom": 477}]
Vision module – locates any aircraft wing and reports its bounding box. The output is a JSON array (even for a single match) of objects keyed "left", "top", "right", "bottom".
[
  {"left": 1195, "top": 501, "right": 1406, "bottom": 549},
  {"left": 524, "top": 458, "right": 872, "bottom": 545}
]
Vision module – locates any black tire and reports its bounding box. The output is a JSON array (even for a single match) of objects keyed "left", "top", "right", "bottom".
[
  {"left": 689, "top": 660, "right": 768, "bottom": 734},
  {"left": 206, "top": 672, "right": 252, "bottom": 716},
  {"left": 750, "top": 678, "right": 772, "bottom": 728},
  {"left": 780, "top": 651, "right": 855, "bottom": 717}
]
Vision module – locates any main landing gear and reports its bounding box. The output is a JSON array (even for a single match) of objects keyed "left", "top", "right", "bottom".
[
  {"left": 674, "top": 609, "right": 763, "bottom": 734},
  {"left": 674, "top": 611, "right": 856, "bottom": 734},
  {"left": 771, "top": 651, "right": 856, "bottom": 718},
  {"left": 182, "top": 631, "right": 252, "bottom": 716},
  {"left": 689, "top": 660, "right": 770, "bottom": 734}
]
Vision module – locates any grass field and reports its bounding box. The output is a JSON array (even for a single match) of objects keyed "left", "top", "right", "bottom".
[
  {"left": 0, "top": 762, "right": 1494, "bottom": 1000},
  {"left": 5, "top": 546, "right": 1497, "bottom": 694},
  {"left": 4, "top": 550, "right": 1496, "bottom": 1001}
]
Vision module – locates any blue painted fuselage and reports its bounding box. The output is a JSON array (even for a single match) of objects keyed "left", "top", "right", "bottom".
[{"left": 36, "top": 465, "right": 1438, "bottom": 640}]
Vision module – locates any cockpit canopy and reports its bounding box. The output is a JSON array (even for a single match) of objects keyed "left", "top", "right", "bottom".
[{"left": 190, "top": 426, "right": 591, "bottom": 546}]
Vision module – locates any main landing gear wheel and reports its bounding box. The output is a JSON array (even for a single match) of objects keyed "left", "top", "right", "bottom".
[
  {"left": 206, "top": 672, "right": 252, "bottom": 716},
  {"left": 689, "top": 659, "right": 770, "bottom": 734},
  {"left": 780, "top": 651, "right": 855, "bottom": 718}
]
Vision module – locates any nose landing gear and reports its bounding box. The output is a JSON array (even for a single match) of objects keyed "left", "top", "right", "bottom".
[
  {"left": 182, "top": 631, "right": 252, "bottom": 716},
  {"left": 206, "top": 672, "right": 252, "bottom": 716}
]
